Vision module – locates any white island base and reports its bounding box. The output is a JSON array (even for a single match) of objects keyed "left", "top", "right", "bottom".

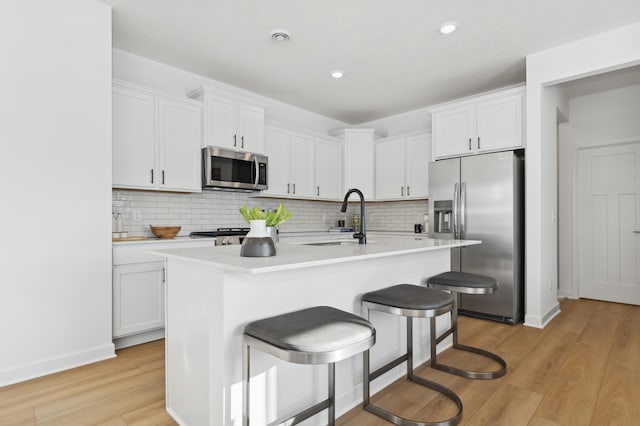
[{"left": 152, "top": 237, "right": 479, "bottom": 426}]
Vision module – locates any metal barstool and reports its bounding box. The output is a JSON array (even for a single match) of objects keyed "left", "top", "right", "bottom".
[
  {"left": 426, "top": 271, "right": 507, "bottom": 380},
  {"left": 362, "top": 284, "right": 463, "bottom": 426},
  {"left": 242, "top": 306, "right": 375, "bottom": 426}
]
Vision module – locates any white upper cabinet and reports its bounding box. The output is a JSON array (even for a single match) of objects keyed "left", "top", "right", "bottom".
[
  {"left": 343, "top": 129, "right": 375, "bottom": 200},
  {"left": 430, "top": 86, "right": 524, "bottom": 159},
  {"left": 263, "top": 127, "right": 291, "bottom": 197},
  {"left": 375, "top": 133, "right": 431, "bottom": 200},
  {"left": 158, "top": 99, "right": 202, "bottom": 191},
  {"left": 405, "top": 134, "right": 431, "bottom": 198},
  {"left": 113, "top": 86, "right": 157, "bottom": 189},
  {"left": 290, "top": 134, "right": 316, "bottom": 198},
  {"left": 375, "top": 137, "right": 405, "bottom": 199},
  {"left": 191, "top": 87, "right": 265, "bottom": 154},
  {"left": 315, "top": 138, "right": 344, "bottom": 200},
  {"left": 263, "top": 126, "right": 343, "bottom": 200},
  {"left": 112, "top": 81, "right": 202, "bottom": 193}
]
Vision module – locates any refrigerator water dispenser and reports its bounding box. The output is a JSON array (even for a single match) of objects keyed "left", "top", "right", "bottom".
[{"left": 434, "top": 200, "right": 453, "bottom": 233}]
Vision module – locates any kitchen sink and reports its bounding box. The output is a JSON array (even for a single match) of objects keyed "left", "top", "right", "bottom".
[{"left": 303, "top": 240, "right": 361, "bottom": 246}]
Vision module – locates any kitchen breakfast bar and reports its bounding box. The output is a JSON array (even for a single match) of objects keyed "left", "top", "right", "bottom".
[{"left": 152, "top": 236, "right": 480, "bottom": 426}]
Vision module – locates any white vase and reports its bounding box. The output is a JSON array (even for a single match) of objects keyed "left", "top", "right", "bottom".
[{"left": 240, "top": 220, "right": 276, "bottom": 257}]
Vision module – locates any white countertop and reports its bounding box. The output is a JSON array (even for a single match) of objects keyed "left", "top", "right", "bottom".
[{"left": 151, "top": 236, "right": 480, "bottom": 274}]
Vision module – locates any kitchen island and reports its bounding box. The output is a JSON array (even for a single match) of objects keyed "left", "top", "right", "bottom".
[{"left": 151, "top": 236, "right": 480, "bottom": 426}]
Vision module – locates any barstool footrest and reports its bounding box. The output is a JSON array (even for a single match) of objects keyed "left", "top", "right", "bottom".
[
  {"left": 268, "top": 398, "right": 331, "bottom": 426},
  {"left": 364, "top": 371, "right": 463, "bottom": 426},
  {"left": 370, "top": 353, "right": 409, "bottom": 382},
  {"left": 431, "top": 343, "right": 507, "bottom": 380}
]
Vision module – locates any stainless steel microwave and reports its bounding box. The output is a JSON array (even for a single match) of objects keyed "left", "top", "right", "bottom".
[{"left": 202, "top": 146, "right": 268, "bottom": 191}]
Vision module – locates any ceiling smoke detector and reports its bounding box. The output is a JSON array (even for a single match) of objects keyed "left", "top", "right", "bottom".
[{"left": 270, "top": 29, "right": 291, "bottom": 45}]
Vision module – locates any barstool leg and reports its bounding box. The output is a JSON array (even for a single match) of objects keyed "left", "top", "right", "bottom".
[
  {"left": 362, "top": 312, "right": 463, "bottom": 426},
  {"left": 430, "top": 292, "right": 507, "bottom": 380},
  {"left": 328, "top": 363, "right": 335, "bottom": 426},
  {"left": 242, "top": 339, "right": 250, "bottom": 426},
  {"left": 406, "top": 317, "right": 413, "bottom": 377}
]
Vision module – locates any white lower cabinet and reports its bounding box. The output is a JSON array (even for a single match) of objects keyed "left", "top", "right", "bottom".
[
  {"left": 112, "top": 262, "right": 165, "bottom": 338},
  {"left": 112, "top": 238, "right": 217, "bottom": 348}
]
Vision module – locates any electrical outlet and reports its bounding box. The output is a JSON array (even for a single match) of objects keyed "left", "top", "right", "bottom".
[{"left": 133, "top": 210, "right": 142, "bottom": 221}]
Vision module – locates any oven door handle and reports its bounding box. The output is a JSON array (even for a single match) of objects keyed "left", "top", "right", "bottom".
[{"left": 253, "top": 157, "right": 259, "bottom": 188}]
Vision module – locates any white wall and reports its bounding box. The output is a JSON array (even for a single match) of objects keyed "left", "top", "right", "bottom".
[
  {"left": 357, "top": 107, "right": 432, "bottom": 137},
  {"left": 113, "top": 49, "right": 347, "bottom": 135},
  {"left": 0, "top": 0, "right": 113, "bottom": 385},
  {"left": 558, "top": 83, "right": 640, "bottom": 298},
  {"left": 525, "top": 22, "right": 640, "bottom": 327}
]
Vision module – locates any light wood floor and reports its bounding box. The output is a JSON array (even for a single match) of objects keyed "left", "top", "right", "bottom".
[{"left": 1, "top": 298, "right": 638, "bottom": 426}]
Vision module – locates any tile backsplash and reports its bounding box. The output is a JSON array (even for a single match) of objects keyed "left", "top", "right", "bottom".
[{"left": 112, "top": 190, "right": 428, "bottom": 237}]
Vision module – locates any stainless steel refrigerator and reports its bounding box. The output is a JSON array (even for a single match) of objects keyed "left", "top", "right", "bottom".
[{"left": 428, "top": 150, "right": 524, "bottom": 324}]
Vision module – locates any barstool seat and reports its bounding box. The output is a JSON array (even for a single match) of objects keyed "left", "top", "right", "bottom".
[
  {"left": 242, "top": 306, "right": 375, "bottom": 426},
  {"left": 362, "top": 284, "right": 463, "bottom": 426},
  {"left": 427, "top": 271, "right": 498, "bottom": 294},
  {"left": 426, "top": 271, "right": 507, "bottom": 380}
]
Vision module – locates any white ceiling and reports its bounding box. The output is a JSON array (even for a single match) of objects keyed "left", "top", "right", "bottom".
[{"left": 100, "top": 0, "right": 640, "bottom": 125}]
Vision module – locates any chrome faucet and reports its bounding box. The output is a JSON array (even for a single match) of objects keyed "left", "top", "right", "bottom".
[{"left": 341, "top": 188, "right": 366, "bottom": 244}]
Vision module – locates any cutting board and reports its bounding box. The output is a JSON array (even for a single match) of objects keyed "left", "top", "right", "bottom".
[{"left": 112, "top": 236, "right": 149, "bottom": 242}]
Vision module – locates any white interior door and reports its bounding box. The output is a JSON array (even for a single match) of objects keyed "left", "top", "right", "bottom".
[{"left": 578, "top": 142, "right": 640, "bottom": 305}]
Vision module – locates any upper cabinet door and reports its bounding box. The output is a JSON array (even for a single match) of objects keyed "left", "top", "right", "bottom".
[
  {"left": 431, "top": 86, "right": 525, "bottom": 160},
  {"left": 112, "top": 87, "right": 156, "bottom": 189},
  {"left": 290, "top": 134, "right": 315, "bottom": 198},
  {"left": 193, "top": 88, "right": 266, "bottom": 153},
  {"left": 476, "top": 92, "right": 523, "bottom": 153},
  {"left": 432, "top": 104, "right": 475, "bottom": 159},
  {"left": 405, "top": 134, "right": 431, "bottom": 199},
  {"left": 158, "top": 99, "right": 202, "bottom": 192},
  {"left": 375, "top": 138, "right": 405, "bottom": 200},
  {"left": 316, "top": 138, "right": 343, "bottom": 200},
  {"left": 263, "top": 127, "right": 292, "bottom": 197},
  {"left": 238, "top": 104, "right": 265, "bottom": 154},
  {"left": 344, "top": 130, "right": 375, "bottom": 200},
  {"left": 207, "top": 97, "right": 237, "bottom": 149}
]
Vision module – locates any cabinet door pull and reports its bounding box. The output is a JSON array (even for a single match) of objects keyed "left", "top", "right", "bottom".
[
  {"left": 317, "top": 186, "right": 320, "bottom": 196},
  {"left": 468, "top": 138, "right": 472, "bottom": 151},
  {"left": 407, "top": 186, "right": 410, "bottom": 196},
  {"left": 233, "top": 134, "right": 237, "bottom": 147},
  {"left": 241, "top": 136, "right": 244, "bottom": 149},
  {"left": 477, "top": 136, "right": 481, "bottom": 149},
  {"left": 401, "top": 186, "right": 404, "bottom": 196},
  {"left": 150, "top": 169, "right": 154, "bottom": 184},
  {"left": 287, "top": 183, "right": 290, "bottom": 194},
  {"left": 293, "top": 183, "right": 296, "bottom": 194},
  {"left": 162, "top": 170, "right": 165, "bottom": 185}
]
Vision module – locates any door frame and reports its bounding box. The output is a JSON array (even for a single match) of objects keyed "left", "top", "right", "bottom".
[{"left": 571, "top": 137, "right": 640, "bottom": 299}]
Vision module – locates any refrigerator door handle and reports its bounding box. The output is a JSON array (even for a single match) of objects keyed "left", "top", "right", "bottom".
[
  {"left": 453, "top": 182, "right": 459, "bottom": 238},
  {"left": 460, "top": 182, "right": 467, "bottom": 239}
]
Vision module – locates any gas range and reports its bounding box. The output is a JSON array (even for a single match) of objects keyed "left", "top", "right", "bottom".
[{"left": 190, "top": 227, "right": 249, "bottom": 246}]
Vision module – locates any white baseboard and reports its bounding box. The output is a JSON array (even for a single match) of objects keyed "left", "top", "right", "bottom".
[
  {"left": 114, "top": 328, "right": 165, "bottom": 349},
  {"left": 0, "top": 342, "right": 116, "bottom": 387}
]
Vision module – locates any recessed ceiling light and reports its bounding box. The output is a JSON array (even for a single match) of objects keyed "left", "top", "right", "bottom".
[
  {"left": 331, "top": 70, "right": 344, "bottom": 79},
  {"left": 270, "top": 29, "right": 290, "bottom": 45},
  {"left": 439, "top": 21, "right": 457, "bottom": 35}
]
